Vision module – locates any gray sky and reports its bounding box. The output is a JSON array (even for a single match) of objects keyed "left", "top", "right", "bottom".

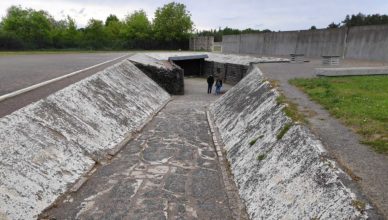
[{"left": 1, "top": 0, "right": 388, "bottom": 31}]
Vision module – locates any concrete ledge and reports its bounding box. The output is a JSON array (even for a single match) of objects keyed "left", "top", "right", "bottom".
[
  {"left": 210, "top": 65, "right": 372, "bottom": 219},
  {"left": 316, "top": 66, "right": 388, "bottom": 76},
  {"left": 0, "top": 60, "right": 170, "bottom": 219}
]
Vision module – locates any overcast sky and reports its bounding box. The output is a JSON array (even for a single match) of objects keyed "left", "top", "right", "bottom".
[{"left": 1, "top": 0, "right": 388, "bottom": 31}]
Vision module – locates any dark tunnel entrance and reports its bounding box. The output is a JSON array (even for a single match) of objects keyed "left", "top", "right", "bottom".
[{"left": 169, "top": 54, "right": 208, "bottom": 76}]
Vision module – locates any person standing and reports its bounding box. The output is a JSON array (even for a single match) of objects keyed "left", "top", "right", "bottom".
[
  {"left": 215, "top": 79, "right": 222, "bottom": 95},
  {"left": 207, "top": 75, "right": 214, "bottom": 94}
]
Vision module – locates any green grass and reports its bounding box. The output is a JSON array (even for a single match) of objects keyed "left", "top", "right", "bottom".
[
  {"left": 249, "top": 135, "right": 264, "bottom": 146},
  {"left": 277, "top": 123, "right": 293, "bottom": 140},
  {"left": 276, "top": 94, "right": 307, "bottom": 123},
  {"left": 290, "top": 75, "right": 388, "bottom": 153},
  {"left": 257, "top": 154, "right": 266, "bottom": 161}
]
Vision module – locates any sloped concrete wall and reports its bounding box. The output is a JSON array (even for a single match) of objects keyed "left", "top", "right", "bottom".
[
  {"left": 209, "top": 66, "right": 367, "bottom": 219},
  {"left": 0, "top": 60, "right": 170, "bottom": 220}
]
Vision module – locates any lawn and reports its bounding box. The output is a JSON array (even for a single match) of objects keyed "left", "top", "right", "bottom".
[{"left": 289, "top": 75, "right": 388, "bottom": 154}]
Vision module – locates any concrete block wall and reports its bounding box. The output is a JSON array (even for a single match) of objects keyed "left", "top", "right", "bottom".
[
  {"left": 222, "top": 24, "right": 388, "bottom": 61},
  {"left": 189, "top": 36, "right": 214, "bottom": 51}
]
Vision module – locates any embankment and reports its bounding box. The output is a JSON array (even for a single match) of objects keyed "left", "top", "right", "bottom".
[
  {"left": 0, "top": 60, "right": 170, "bottom": 219},
  {"left": 209, "top": 66, "right": 372, "bottom": 219}
]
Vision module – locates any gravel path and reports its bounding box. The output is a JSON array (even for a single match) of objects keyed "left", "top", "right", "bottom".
[
  {"left": 42, "top": 78, "right": 246, "bottom": 219},
  {"left": 258, "top": 60, "right": 388, "bottom": 218}
]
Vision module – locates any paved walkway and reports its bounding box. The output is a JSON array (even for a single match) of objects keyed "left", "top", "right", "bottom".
[
  {"left": 41, "top": 79, "right": 244, "bottom": 219},
  {"left": 258, "top": 60, "right": 388, "bottom": 218}
]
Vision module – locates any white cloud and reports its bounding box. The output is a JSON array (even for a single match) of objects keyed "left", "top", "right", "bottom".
[{"left": 1, "top": 0, "right": 387, "bottom": 30}]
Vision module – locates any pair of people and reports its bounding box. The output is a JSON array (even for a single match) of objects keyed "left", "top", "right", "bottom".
[{"left": 207, "top": 75, "right": 223, "bottom": 95}]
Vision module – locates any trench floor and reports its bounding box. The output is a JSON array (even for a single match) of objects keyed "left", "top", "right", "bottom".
[{"left": 41, "top": 78, "right": 241, "bottom": 219}]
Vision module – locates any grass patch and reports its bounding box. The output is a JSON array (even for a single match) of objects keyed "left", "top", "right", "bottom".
[
  {"left": 249, "top": 135, "right": 265, "bottom": 146},
  {"left": 257, "top": 154, "right": 266, "bottom": 161},
  {"left": 277, "top": 123, "right": 293, "bottom": 140},
  {"left": 351, "top": 200, "right": 366, "bottom": 212},
  {"left": 290, "top": 75, "right": 388, "bottom": 154},
  {"left": 276, "top": 94, "right": 307, "bottom": 123}
]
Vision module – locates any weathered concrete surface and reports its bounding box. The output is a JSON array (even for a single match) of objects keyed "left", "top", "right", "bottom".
[
  {"left": 42, "top": 78, "right": 248, "bottom": 220},
  {"left": 258, "top": 60, "right": 388, "bottom": 218},
  {"left": 0, "top": 60, "right": 170, "bottom": 220},
  {"left": 346, "top": 25, "right": 388, "bottom": 61},
  {"left": 140, "top": 52, "right": 289, "bottom": 66},
  {"left": 210, "top": 66, "right": 373, "bottom": 219},
  {"left": 223, "top": 24, "right": 388, "bottom": 61},
  {"left": 129, "top": 54, "right": 185, "bottom": 95},
  {"left": 316, "top": 66, "right": 388, "bottom": 76}
]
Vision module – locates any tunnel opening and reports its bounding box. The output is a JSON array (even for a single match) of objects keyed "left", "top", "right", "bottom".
[{"left": 169, "top": 54, "right": 208, "bottom": 76}]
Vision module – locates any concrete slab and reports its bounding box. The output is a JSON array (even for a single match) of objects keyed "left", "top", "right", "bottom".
[{"left": 316, "top": 66, "right": 388, "bottom": 76}]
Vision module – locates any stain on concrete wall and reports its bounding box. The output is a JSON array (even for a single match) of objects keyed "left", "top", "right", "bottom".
[
  {"left": 0, "top": 60, "right": 170, "bottom": 219},
  {"left": 210, "top": 66, "right": 369, "bottom": 219}
]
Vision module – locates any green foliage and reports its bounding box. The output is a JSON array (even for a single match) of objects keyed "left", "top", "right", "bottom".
[
  {"left": 257, "top": 154, "right": 266, "bottom": 161},
  {"left": 0, "top": 3, "right": 192, "bottom": 50},
  {"left": 290, "top": 76, "right": 388, "bottom": 153},
  {"left": 196, "top": 27, "right": 272, "bottom": 42},
  {"left": 277, "top": 123, "right": 293, "bottom": 140},
  {"left": 343, "top": 13, "right": 388, "bottom": 27},
  {"left": 153, "top": 2, "right": 193, "bottom": 41},
  {"left": 2, "top": 6, "right": 53, "bottom": 48},
  {"left": 249, "top": 135, "right": 264, "bottom": 146}
]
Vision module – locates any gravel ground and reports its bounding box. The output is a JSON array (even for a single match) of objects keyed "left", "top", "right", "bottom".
[{"left": 258, "top": 59, "right": 388, "bottom": 218}]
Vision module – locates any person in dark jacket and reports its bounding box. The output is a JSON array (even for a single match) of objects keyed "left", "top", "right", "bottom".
[{"left": 207, "top": 75, "right": 214, "bottom": 94}]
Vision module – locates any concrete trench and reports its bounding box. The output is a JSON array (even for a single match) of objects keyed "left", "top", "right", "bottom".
[{"left": 0, "top": 53, "right": 381, "bottom": 219}]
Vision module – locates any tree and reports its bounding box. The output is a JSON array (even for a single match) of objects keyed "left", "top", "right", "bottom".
[
  {"left": 342, "top": 13, "right": 388, "bottom": 27},
  {"left": 105, "top": 14, "right": 119, "bottom": 26},
  {"left": 123, "top": 10, "right": 151, "bottom": 40},
  {"left": 310, "top": 25, "right": 317, "bottom": 30},
  {"left": 83, "top": 19, "right": 106, "bottom": 49},
  {"left": 2, "top": 6, "right": 54, "bottom": 48},
  {"left": 327, "top": 22, "right": 340, "bottom": 29},
  {"left": 153, "top": 2, "right": 193, "bottom": 41}
]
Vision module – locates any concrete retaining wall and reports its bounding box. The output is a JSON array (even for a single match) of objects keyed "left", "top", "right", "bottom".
[
  {"left": 346, "top": 25, "right": 388, "bottom": 61},
  {"left": 296, "top": 28, "right": 346, "bottom": 57},
  {"left": 0, "top": 60, "right": 170, "bottom": 219},
  {"left": 209, "top": 66, "right": 368, "bottom": 219},
  {"left": 263, "top": 31, "right": 298, "bottom": 56},
  {"left": 189, "top": 36, "right": 214, "bottom": 51},
  {"left": 222, "top": 35, "right": 240, "bottom": 54},
  {"left": 223, "top": 24, "right": 388, "bottom": 61}
]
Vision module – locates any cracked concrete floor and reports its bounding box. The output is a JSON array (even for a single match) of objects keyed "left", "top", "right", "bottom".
[{"left": 41, "top": 78, "right": 241, "bottom": 220}]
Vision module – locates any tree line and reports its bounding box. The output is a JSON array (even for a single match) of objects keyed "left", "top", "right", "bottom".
[
  {"left": 0, "top": 2, "right": 193, "bottom": 50},
  {"left": 196, "top": 27, "right": 272, "bottom": 42},
  {"left": 325, "top": 13, "right": 388, "bottom": 29}
]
